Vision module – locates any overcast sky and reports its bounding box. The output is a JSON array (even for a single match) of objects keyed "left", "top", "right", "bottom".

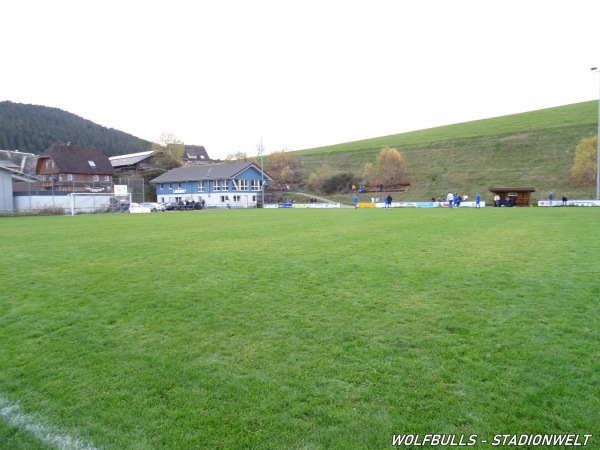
[{"left": 2, "top": 0, "right": 599, "bottom": 159}]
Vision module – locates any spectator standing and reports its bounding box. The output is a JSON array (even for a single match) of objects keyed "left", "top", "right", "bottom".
[
  {"left": 447, "top": 192, "right": 454, "bottom": 208},
  {"left": 562, "top": 195, "right": 568, "bottom": 206},
  {"left": 494, "top": 194, "right": 500, "bottom": 207},
  {"left": 475, "top": 192, "right": 481, "bottom": 208},
  {"left": 548, "top": 192, "right": 553, "bottom": 206},
  {"left": 386, "top": 195, "right": 392, "bottom": 209}
]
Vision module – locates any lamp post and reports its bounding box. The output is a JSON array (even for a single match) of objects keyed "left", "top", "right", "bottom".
[
  {"left": 593, "top": 67, "right": 600, "bottom": 199},
  {"left": 258, "top": 136, "right": 264, "bottom": 208}
]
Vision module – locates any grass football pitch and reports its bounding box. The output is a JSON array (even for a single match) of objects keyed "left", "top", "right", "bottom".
[{"left": 1, "top": 207, "right": 598, "bottom": 449}]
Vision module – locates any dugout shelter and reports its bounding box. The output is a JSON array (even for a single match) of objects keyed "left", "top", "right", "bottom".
[{"left": 489, "top": 187, "right": 535, "bottom": 207}]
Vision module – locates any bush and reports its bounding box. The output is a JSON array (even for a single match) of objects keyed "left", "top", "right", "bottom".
[
  {"left": 35, "top": 205, "right": 65, "bottom": 215},
  {"left": 321, "top": 172, "right": 358, "bottom": 194}
]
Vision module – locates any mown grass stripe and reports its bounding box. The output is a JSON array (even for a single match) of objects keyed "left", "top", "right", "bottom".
[{"left": 0, "top": 396, "right": 98, "bottom": 450}]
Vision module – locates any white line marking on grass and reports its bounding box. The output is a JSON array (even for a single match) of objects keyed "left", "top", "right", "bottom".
[{"left": 0, "top": 396, "right": 99, "bottom": 450}]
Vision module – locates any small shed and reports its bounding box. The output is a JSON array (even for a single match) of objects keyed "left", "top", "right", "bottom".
[{"left": 489, "top": 187, "right": 535, "bottom": 207}]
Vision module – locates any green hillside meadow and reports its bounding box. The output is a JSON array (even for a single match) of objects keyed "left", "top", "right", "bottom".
[
  {"left": 1, "top": 209, "right": 599, "bottom": 449},
  {"left": 296, "top": 101, "right": 599, "bottom": 203}
]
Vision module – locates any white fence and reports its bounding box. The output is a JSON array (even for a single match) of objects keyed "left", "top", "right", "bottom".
[
  {"left": 538, "top": 200, "right": 600, "bottom": 207},
  {"left": 11, "top": 192, "right": 131, "bottom": 215}
]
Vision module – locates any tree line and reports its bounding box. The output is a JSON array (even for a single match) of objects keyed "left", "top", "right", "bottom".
[
  {"left": 230, "top": 134, "right": 599, "bottom": 196},
  {"left": 0, "top": 101, "right": 151, "bottom": 156},
  {"left": 224, "top": 146, "right": 410, "bottom": 195}
]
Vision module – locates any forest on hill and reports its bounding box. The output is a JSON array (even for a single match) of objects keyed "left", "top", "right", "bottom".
[{"left": 0, "top": 101, "right": 151, "bottom": 156}]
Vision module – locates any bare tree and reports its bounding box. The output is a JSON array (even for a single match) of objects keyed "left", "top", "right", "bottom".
[{"left": 151, "top": 131, "right": 184, "bottom": 170}]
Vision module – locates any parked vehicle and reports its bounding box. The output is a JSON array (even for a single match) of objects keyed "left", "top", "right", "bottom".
[
  {"left": 163, "top": 202, "right": 179, "bottom": 211},
  {"left": 129, "top": 203, "right": 152, "bottom": 213},
  {"left": 163, "top": 201, "right": 203, "bottom": 211},
  {"left": 140, "top": 202, "right": 157, "bottom": 212},
  {"left": 144, "top": 202, "right": 165, "bottom": 212}
]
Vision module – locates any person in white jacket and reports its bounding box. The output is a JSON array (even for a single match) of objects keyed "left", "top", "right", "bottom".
[{"left": 447, "top": 192, "right": 454, "bottom": 208}]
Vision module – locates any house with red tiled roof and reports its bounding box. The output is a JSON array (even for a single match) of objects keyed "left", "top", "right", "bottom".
[{"left": 36, "top": 144, "right": 115, "bottom": 193}]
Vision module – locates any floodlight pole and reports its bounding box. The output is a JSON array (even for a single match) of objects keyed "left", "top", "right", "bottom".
[
  {"left": 259, "top": 136, "right": 265, "bottom": 208},
  {"left": 593, "top": 68, "right": 600, "bottom": 200}
]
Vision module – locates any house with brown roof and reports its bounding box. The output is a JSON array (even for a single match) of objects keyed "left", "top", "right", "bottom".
[
  {"left": 36, "top": 144, "right": 115, "bottom": 193},
  {"left": 182, "top": 145, "right": 212, "bottom": 164}
]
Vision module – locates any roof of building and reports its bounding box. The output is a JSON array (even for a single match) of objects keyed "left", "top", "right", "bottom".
[
  {"left": 38, "top": 144, "right": 115, "bottom": 175},
  {"left": 0, "top": 159, "right": 20, "bottom": 170},
  {"left": 0, "top": 162, "right": 41, "bottom": 182},
  {"left": 150, "top": 161, "right": 272, "bottom": 183},
  {"left": 0, "top": 150, "right": 37, "bottom": 173},
  {"left": 489, "top": 187, "right": 536, "bottom": 192},
  {"left": 109, "top": 150, "right": 154, "bottom": 168},
  {"left": 183, "top": 145, "right": 211, "bottom": 162}
]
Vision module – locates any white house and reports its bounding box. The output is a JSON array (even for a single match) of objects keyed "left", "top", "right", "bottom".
[{"left": 150, "top": 161, "right": 272, "bottom": 208}]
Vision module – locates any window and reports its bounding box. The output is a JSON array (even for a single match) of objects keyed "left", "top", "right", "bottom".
[
  {"left": 198, "top": 181, "right": 204, "bottom": 192},
  {"left": 214, "top": 180, "right": 221, "bottom": 191},
  {"left": 169, "top": 183, "right": 173, "bottom": 189},
  {"left": 239, "top": 180, "right": 248, "bottom": 190},
  {"left": 93, "top": 175, "right": 99, "bottom": 182},
  {"left": 45, "top": 161, "right": 49, "bottom": 168},
  {"left": 233, "top": 195, "right": 241, "bottom": 202},
  {"left": 220, "top": 195, "right": 229, "bottom": 203},
  {"left": 252, "top": 180, "right": 263, "bottom": 191},
  {"left": 178, "top": 182, "right": 182, "bottom": 189},
  {"left": 67, "top": 174, "right": 73, "bottom": 181},
  {"left": 51, "top": 161, "right": 55, "bottom": 167},
  {"left": 104, "top": 175, "right": 110, "bottom": 182},
  {"left": 88, "top": 160, "right": 96, "bottom": 167},
  {"left": 221, "top": 180, "right": 229, "bottom": 191},
  {"left": 59, "top": 174, "right": 63, "bottom": 181}
]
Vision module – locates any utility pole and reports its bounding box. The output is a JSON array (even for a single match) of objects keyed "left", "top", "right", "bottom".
[
  {"left": 593, "top": 68, "right": 600, "bottom": 199},
  {"left": 258, "top": 137, "right": 265, "bottom": 207}
]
